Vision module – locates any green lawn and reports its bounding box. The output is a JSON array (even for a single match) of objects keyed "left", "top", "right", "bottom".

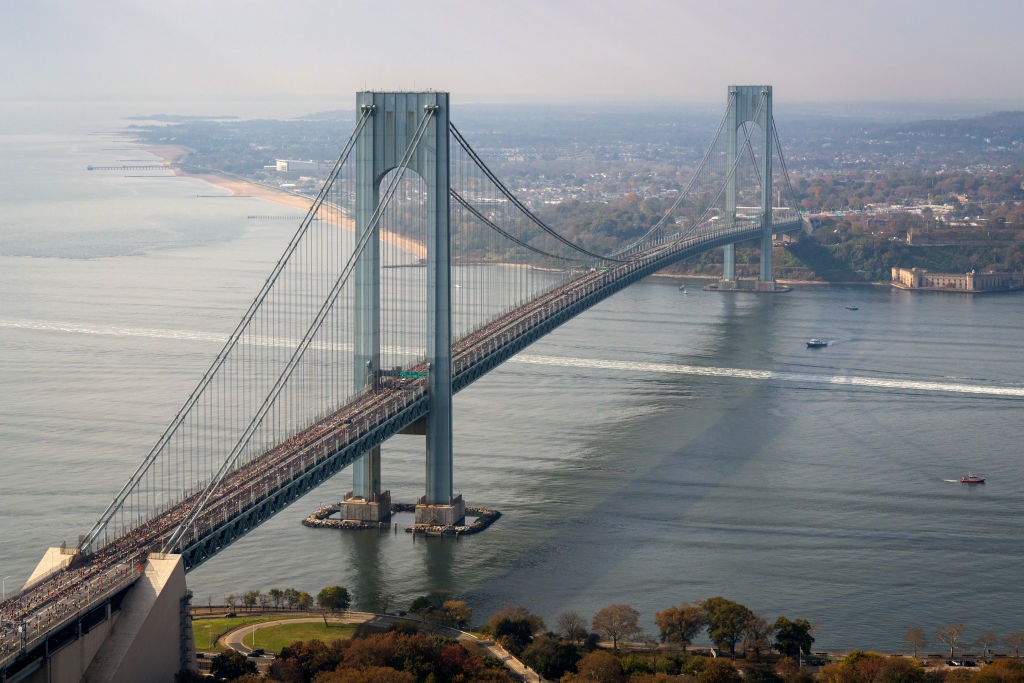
[
  {"left": 242, "top": 621, "right": 359, "bottom": 652},
  {"left": 192, "top": 616, "right": 360, "bottom": 653},
  {"left": 193, "top": 616, "right": 268, "bottom": 652}
]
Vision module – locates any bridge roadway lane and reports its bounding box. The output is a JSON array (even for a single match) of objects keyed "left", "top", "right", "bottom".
[{"left": 0, "top": 215, "right": 802, "bottom": 671}]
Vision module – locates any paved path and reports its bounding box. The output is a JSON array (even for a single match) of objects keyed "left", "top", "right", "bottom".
[{"left": 217, "top": 612, "right": 541, "bottom": 681}]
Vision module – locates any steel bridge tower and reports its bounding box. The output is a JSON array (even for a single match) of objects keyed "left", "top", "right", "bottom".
[
  {"left": 718, "top": 85, "right": 780, "bottom": 292},
  {"left": 342, "top": 91, "right": 465, "bottom": 528}
]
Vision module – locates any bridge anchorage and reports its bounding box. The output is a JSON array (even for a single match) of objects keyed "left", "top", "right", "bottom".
[{"left": 2, "top": 86, "right": 809, "bottom": 682}]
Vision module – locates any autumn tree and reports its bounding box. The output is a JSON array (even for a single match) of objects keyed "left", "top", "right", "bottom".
[
  {"left": 557, "top": 609, "right": 589, "bottom": 645},
  {"left": 592, "top": 603, "right": 642, "bottom": 651},
  {"left": 576, "top": 649, "right": 625, "bottom": 683},
  {"left": 973, "top": 659, "right": 1024, "bottom": 681},
  {"left": 975, "top": 630, "right": 999, "bottom": 659},
  {"left": 818, "top": 651, "right": 925, "bottom": 682},
  {"left": 934, "top": 623, "right": 966, "bottom": 659},
  {"left": 696, "top": 657, "right": 743, "bottom": 683},
  {"left": 210, "top": 649, "right": 257, "bottom": 680},
  {"left": 902, "top": 627, "right": 927, "bottom": 658},
  {"left": 654, "top": 602, "right": 707, "bottom": 652},
  {"left": 701, "top": 597, "right": 753, "bottom": 656},
  {"left": 485, "top": 605, "right": 546, "bottom": 635},
  {"left": 440, "top": 599, "right": 472, "bottom": 628},
  {"left": 1004, "top": 630, "right": 1024, "bottom": 658},
  {"left": 742, "top": 614, "right": 774, "bottom": 661}
]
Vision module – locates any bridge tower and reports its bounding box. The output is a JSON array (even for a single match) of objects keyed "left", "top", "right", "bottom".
[
  {"left": 719, "top": 85, "right": 779, "bottom": 292},
  {"left": 342, "top": 91, "right": 465, "bottom": 527}
]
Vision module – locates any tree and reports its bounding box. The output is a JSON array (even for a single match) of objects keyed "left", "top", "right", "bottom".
[
  {"left": 1004, "top": 630, "right": 1024, "bottom": 658},
  {"left": 975, "top": 630, "right": 999, "bottom": 659},
  {"left": 317, "top": 585, "right": 351, "bottom": 624},
  {"left": 209, "top": 649, "right": 257, "bottom": 680},
  {"left": 493, "top": 617, "right": 535, "bottom": 656},
  {"left": 224, "top": 593, "right": 237, "bottom": 609},
  {"left": 241, "top": 589, "right": 260, "bottom": 611},
  {"left": 409, "top": 595, "right": 434, "bottom": 616},
  {"left": 268, "top": 588, "right": 283, "bottom": 609},
  {"left": 592, "top": 603, "right": 641, "bottom": 651},
  {"left": 557, "top": 609, "right": 589, "bottom": 645},
  {"left": 576, "top": 649, "right": 625, "bottom": 683},
  {"left": 485, "top": 605, "right": 546, "bottom": 635},
  {"left": 654, "top": 603, "right": 707, "bottom": 652},
  {"left": 934, "top": 623, "right": 966, "bottom": 659},
  {"left": 773, "top": 617, "right": 814, "bottom": 659},
  {"left": 902, "top": 627, "right": 927, "bottom": 658},
  {"left": 819, "top": 651, "right": 925, "bottom": 682},
  {"left": 282, "top": 587, "right": 300, "bottom": 610},
  {"left": 973, "top": 659, "right": 1024, "bottom": 682},
  {"left": 701, "top": 597, "right": 753, "bottom": 656},
  {"left": 742, "top": 614, "right": 774, "bottom": 661},
  {"left": 521, "top": 634, "right": 580, "bottom": 680},
  {"left": 696, "top": 658, "right": 743, "bottom": 683},
  {"left": 297, "top": 591, "right": 314, "bottom": 611},
  {"left": 440, "top": 599, "right": 472, "bottom": 628}
]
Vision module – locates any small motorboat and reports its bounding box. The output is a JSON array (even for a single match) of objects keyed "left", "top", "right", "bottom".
[
  {"left": 960, "top": 473, "right": 985, "bottom": 484},
  {"left": 806, "top": 338, "right": 828, "bottom": 348},
  {"left": 845, "top": 305, "right": 859, "bottom": 310}
]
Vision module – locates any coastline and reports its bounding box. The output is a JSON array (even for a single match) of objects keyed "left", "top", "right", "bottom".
[
  {"left": 141, "top": 144, "right": 891, "bottom": 289},
  {"left": 143, "top": 143, "right": 427, "bottom": 260}
]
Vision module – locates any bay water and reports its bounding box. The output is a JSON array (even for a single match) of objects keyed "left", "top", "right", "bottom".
[{"left": 1, "top": 103, "right": 1022, "bottom": 652}]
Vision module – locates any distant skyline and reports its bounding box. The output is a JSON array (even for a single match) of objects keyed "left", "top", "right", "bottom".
[{"left": 3, "top": 0, "right": 1023, "bottom": 116}]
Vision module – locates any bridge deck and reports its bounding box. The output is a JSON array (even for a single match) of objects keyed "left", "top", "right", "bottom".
[{"left": 0, "top": 216, "right": 802, "bottom": 672}]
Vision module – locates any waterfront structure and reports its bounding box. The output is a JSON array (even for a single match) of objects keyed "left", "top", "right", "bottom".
[
  {"left": 891, "top": 266, "right": 1023, "bottom": 292},
  {"left": 2, "top": 87, "right": 805, "bottom": 682}
]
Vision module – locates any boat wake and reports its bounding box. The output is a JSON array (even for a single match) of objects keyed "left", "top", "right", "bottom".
[
  {"left": 3, "top": 318, "right": 1023, "bottom": 400},
  {"left": 514, "top": 355, "right": 1024, "bottom": 399}
]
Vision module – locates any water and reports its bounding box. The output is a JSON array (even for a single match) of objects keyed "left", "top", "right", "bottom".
[{"left": 1, "top": 103, "right": 1022, "bottom": 652}]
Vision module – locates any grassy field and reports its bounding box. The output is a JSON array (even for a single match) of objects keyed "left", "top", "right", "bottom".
[
  {"left": 192, "top": 615, "right": 359, "bottom": 653},
  {"left": 241, "top": 621, "right": 358, "bottom": 652}
]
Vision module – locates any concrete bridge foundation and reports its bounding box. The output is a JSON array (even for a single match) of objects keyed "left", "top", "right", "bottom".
[{"left": 10, "top": 553, "right": 194, "bottom": 683}]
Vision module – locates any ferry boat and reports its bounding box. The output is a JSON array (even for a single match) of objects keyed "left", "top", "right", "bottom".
[
  {"left": 806, "top": 338, "right": 828, "bottom": 348},
  {"left": 960, "top": 473, "right": 986, "bottom": 484}
]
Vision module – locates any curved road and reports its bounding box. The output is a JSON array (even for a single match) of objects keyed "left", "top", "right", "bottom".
[{"left": 216, "top": 612, "right": 540, "bottom": 682}]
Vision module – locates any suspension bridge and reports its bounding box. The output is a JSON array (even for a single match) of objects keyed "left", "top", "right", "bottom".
[{"left": 0, "top": 86, "right": 809, "bottom": 682}]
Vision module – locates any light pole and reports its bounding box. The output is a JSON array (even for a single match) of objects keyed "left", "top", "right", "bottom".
[{"left": 2, "top": 575, "right": 10, "bottom": 600}]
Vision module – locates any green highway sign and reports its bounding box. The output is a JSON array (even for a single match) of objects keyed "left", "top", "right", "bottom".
[{"left": 399, "top": 371, "right": 428, "bottom": 379}]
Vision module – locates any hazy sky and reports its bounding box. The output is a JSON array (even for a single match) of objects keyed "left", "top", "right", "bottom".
[{"left": 3, "top": 0, "right": 1023, "bottom": 112}]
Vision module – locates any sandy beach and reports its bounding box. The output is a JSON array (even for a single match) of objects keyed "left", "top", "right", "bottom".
[{"left": 145, "top": 144, "right": 427, "bottom": 260}]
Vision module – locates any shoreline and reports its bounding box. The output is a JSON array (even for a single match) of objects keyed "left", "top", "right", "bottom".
[
  {"left": 142, "top": 144, "right": 897, "bottom": 289},
  {"left": 142, "top": 143, "right": 427, "bottom": 259}
]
